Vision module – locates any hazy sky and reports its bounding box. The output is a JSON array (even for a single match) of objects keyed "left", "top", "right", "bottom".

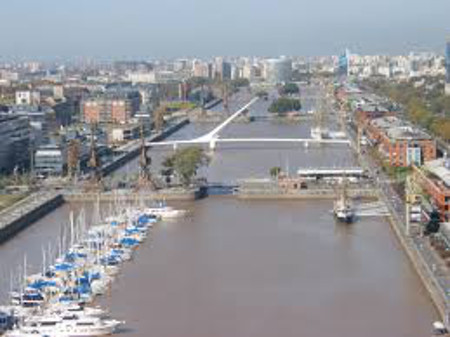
[{"left": 1, "top": 0, "right": 449, "bottom": 59}]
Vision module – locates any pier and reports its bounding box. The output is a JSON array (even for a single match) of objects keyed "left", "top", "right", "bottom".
[{"left": 63, "top": 187, "right": 207, "bottom": 202}]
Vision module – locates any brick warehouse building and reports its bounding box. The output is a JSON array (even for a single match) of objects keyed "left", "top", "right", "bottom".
[
  {"left": 82, "top": 90, "right": 140, "bottom": 124},
  {"left": 364, "top": 116, "right": 436, "bottom": 167},
  {"left": 413, "top": 159, "right": 450, "bottom": 221}
]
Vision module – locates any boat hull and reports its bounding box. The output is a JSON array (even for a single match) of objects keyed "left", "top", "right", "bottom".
[{"left": 334, "top": 212, "right": 354, "bottom": 223}]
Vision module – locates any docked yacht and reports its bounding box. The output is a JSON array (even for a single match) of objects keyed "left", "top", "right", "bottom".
[
  {"left": 145, "top": 203, "right": 186, "bottom": 219},
  {"left": 7, "top": 314, "right": 123, "bottom": 337}
]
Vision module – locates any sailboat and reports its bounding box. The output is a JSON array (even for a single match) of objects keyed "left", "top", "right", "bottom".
[{"left": 333, "top": 179, "right": 355, "bottom": 223}]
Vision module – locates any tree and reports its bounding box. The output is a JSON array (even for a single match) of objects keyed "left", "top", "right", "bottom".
[
  {"left": 431, "top": 118, "right": 450, "bottom": 141},
  {"left": 230, "top": 78, "right": 250, "bottom": 90},
  {"left": 268, "top": 98, "right": 301, "bottom": 114},
  {"left": 188, "top": 77, "right": 212, "bottom": 88},
  {"left": 256, "top": 90, "right": 268, "bottom": 98},
  {"left": 270, "top": 167, "right": 281, "bottom": 178},
  {"left": 424, "top": 209, "right": 441, "bottom": 236},
  {"left": 162, "top": 147, "right": 210, "bottom": 187},
  {"left": 279, "top": 83, "right": 299, "bottom": 96},
  {"left": 407, "top": 97, "right": 433, "bottom": 128}
]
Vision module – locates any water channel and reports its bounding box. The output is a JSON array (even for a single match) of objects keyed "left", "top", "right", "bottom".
[{"left": 0, "top": 85, "right": 439, "bottom": 336}]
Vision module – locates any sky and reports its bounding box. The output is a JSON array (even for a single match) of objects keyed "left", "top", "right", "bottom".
[{"left": 0, "top": 0, "right": 449, "bottom": 59}]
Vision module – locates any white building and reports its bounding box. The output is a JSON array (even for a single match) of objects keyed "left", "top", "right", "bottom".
[
  {"left": 34, "top": 144, "right": 66, "bottom": 176},
  {"left": 127, "top": 71, "right": 156, "bottom": 84},
  {"left": 15, "top": 91, "right": 41, "bottom": 106}
]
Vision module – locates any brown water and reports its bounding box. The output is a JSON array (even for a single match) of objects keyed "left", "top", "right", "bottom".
[
  {"left": 106, "top": 198, "right": 437, "bottom": 337},
  {"left": 0, "top": 87, "right": 439, "bottom": 336}
]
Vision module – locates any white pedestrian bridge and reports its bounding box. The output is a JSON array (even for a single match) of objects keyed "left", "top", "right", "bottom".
[{"left": 147, "top": 97, "right": 351, "bottom": 150}]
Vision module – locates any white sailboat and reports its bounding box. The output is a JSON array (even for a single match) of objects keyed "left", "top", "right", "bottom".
[{"left": 333, "top": 180, "right": 355, "bottom": 223}]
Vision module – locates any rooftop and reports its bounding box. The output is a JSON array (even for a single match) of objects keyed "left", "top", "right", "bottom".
[
  {"left": 424, "top": 158, "right": 450, "bottom": 188},
  {"left": 371, "top": 116, "right": 432, "bottom": 141}
]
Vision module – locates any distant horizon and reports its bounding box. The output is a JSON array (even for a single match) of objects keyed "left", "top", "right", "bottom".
[
  {"left": 0, "top": 47, "right": 447, "bottom": 64},
  {"left": 0, "top": 0, "right": 449, "bottom": 60}
]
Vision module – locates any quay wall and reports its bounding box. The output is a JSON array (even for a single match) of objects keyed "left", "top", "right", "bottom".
[
  {"left": 64, "top": 187, "right": 206, "bottom": 203},
  {"left": 385, "top": 205, "right": 448, "bottom": 319},
  {"left": 0, "top": 118, "right": 191, "bottom": 245},
  {"left": 237, "top": 188, "right": 378, "bottom": 200},
  {"left": 0, "top": 193, "right": 64, "bottom": 244}
]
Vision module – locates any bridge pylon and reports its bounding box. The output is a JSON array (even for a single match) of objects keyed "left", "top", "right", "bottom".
[{"left": 209, "top": 138, "right": 217, "bottom": 151}]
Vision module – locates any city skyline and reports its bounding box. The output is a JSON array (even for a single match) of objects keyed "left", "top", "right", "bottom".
[{"left": 0, "top": 0, "right": 449, "bottom": 59}]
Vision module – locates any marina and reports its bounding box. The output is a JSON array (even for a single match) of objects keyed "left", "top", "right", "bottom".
[{"left": 0, "top": 199, "right": 187, "bottom": 337}]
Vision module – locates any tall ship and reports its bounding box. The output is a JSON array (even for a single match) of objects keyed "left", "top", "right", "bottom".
[{"left": 333, "top": 180, "right": 355, "bottom": 223}]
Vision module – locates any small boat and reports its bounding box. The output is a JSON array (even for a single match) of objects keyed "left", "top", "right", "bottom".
[
  {"left": 432, "top": 321, "right": 448, "bottom": 335},
  {"left": 333, "top": 180, "right": 354, "bottom": 223},
  {"left": 145, "top": 201, "right": 186, "bottom": 219}
]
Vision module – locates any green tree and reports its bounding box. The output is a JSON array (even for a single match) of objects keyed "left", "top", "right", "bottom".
[
  {"left": 279, "top": 83, "right": 299, "bottom": 95},
  {"left": 270, "top": 167, "right": 281, "bottom": 178},
  {"left": 163, "top": 147, "right": 210, "bottom": 186},
  {"left": 424, "top": 209, "right": 441, "bottom": 235},
  {"left": 268, "top": 98, "right": 301, "bottom": 114},
  {"left": 431, "top": 118, "right": 450, "bottom": 141},
  {"left": 256, "top": 90, "right": 268, "bottom": 98},
  {"left": 230, "top": 78, "right": 250, "bottom": 89}
]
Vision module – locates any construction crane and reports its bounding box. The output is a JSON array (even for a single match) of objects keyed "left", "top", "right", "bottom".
[
  {"left": 137, "top": 123, "right": 156, "bottom": 190},
  {"left": 67, "top": 139, "right": 80, "bottom": 182},
  {"left": 222, "top": 82, "right": 230, "bottom": 115},
  {"left": 86, "top": 123, "right": 102, "bottom": 190}
]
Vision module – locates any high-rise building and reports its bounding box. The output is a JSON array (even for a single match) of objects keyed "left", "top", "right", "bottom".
[
  {"left": 214, "top": 57, "right": 232, "bottom": 81},
  {"left": 445, "top": 39, "right": 450, "bottom": 95},
  {"left": 192, "top": 60, "right": 212, "bottom": 78},
  {"left": 264, "top": 57, "right": 292, "bottom": 84},
  {"left": 338, "top": 49, "right": 350, "bottom": 79},
  {"left": 0, "top": 114, "right": 30, "bottom": 173}
]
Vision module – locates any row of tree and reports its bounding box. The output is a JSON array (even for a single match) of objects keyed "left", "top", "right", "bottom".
[{"left": 364, "top": 78, "right": 450, "bottom": 141}]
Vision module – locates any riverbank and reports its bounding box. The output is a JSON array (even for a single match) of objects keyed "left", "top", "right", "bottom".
[
  {"left": 384, "top": 194, "right": 449, "bottom": 320},
  {"left": 0, "top": 118, "right": 192, "bottom": 245},
  {"left": 238, "top": 188, "right": 377, "bottom": 200}
]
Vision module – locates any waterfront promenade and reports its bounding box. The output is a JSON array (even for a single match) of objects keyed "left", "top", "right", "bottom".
[{"left": 0, "top": 191, "right": 64, "bottom": 243}]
